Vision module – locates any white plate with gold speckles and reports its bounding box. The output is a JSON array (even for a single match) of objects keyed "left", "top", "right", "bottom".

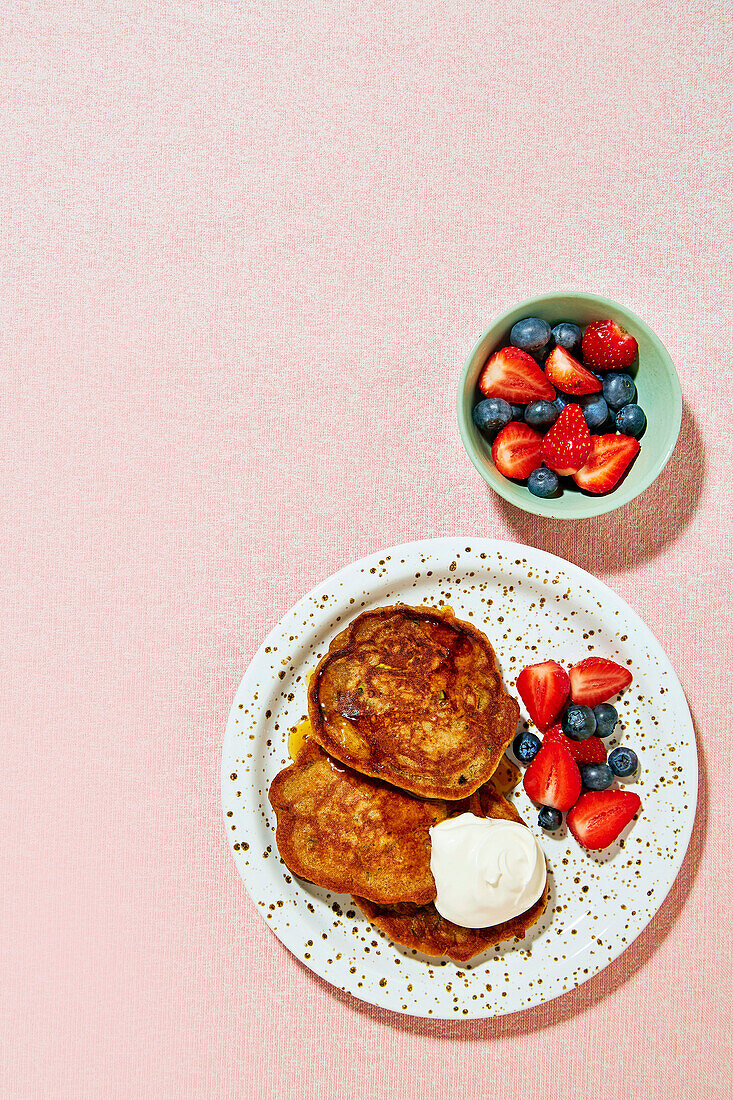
[{"left": 221, "top": 538, "right": 696, "bottom": 1019}]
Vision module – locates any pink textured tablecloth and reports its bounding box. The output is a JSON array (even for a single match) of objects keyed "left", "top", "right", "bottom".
[{"left": 3, "top": 2, "right": 732, "bottom": 1097}]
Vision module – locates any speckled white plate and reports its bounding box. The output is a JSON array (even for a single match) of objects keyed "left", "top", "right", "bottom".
[{"left": 221, "top": 538, "right": 696, "bottom": 1019}]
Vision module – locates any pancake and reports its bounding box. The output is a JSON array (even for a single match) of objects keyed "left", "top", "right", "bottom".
[
  {"left": 268, "top": 740, "right": 449, "bottom": 906},
  {"left": 354, "top": 784, "right": 549, "bottom": 962},
  {"left": 307, "top": 605, "right": 519, "bottom": 800}
]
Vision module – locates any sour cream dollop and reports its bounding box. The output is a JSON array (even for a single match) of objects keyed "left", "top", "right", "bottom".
[{"left": 429, "top": 813, "right": 547, "bottom": 928}]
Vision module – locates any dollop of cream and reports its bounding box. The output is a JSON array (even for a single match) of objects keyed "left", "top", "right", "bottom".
[{"left": 429, "top": 813, "right": 547, "bottom": 929}]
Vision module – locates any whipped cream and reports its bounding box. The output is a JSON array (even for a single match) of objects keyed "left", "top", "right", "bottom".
[{"left": 429, "top": 813, "right": 546, "bottom": 929}]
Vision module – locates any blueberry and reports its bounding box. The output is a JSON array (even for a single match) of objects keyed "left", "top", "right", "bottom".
[
  {"left": 538, "top": 806, "right": 563, "bottom": 831},
  {"left": 579, "top": 763, "right": 614, "bottom": 791},
  {"left": 532, "top": 344, "right": 552, "bottom": 366},
  {"left": 525, "top": 399, "right": 559, "bottom": 428},
  {"left": 562, "top": 704, "right": 597, "bottom": 740},
  {"left": 616, "top": 403, "right": 646, "bottom": 437},
  {"left": 594, "top": 703, "right": 618, "bottom": 738},
  {"left": 510, "top": 403, "right": 525, "bottom": 420},
  {"left": 553, "top": 392, "right": 571, "bottom": 413},
  {"left": 576, "top": 393, "right": 609, "bottom": 430},
  {"left": 512, "top": 730, "right": 542, "bottom": 765},
  {"left": 603, "top": 372, "right": 636, "bottom": 410},
  {"left": 472, "top": 398, "right": 513, "bottom": 434},
  {"left": 510, "top": 317, "right": 552, "bottom": 353},
  {"left": 608, "top": 746, "right": 639, "bottom": 777},
  {"left": 528, "top": 466, "right": 560, "bottom": 498},
  {"left": 551, "top": 322, "right": 582, "bottom": 356}
]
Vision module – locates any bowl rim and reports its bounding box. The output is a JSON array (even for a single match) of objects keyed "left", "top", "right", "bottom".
[{"left": 456, "top": 291, "right": 683, "bottom": 520}]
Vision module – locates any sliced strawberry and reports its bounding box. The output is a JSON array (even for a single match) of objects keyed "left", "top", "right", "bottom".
[
  {"left": 569, "top": 657, "right": 633, "bottom": 706},
  {"left": 491, "top": 423, "right": 543, "bottom": 479},
  {"left": 567, "top": 790, "right": 641, "bottom": 849},
  {"left": 478, "top": 346, "right": 556, "bottom": 404},
  {"left": 572, "top": 434, "right": 639, "bottom": 494},
  {"left": 516, "top": 660, "right": 570, "bottom": 730},
  {"left": 544, "top": 723, "right": 607, "bottom": 764},
  {"left": 540, "top": 404, "right": 591, "bottom": 476},
  {"left": 581, "top": 320, "right": 638, "bottom": 371},
  {"left": 523, "top": 742, "right": 582, "bottom": 811},
  {"left": 545, "top": 346, "right": 602, "bottom": 395}
]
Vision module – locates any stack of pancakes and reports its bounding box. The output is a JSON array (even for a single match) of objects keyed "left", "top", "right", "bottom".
[{"left": 268, "top": 605, "right": 548, "bottom": 962}]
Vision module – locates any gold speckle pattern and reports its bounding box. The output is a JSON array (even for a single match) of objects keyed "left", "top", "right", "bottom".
[{"left": 221, "top": 538, "right": 697, "bottom": 1020}]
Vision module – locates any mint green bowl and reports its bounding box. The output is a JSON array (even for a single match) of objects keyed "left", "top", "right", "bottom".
[{"left": 457, "top": 293, "right": 682, "bottom": 520}]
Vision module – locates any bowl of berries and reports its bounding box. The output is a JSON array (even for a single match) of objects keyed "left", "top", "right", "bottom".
[{"left": 457, "top": 293, "right": 682, "bottom": 518}]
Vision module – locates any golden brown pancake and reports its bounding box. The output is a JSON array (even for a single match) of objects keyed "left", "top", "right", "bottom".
[
  {"left": 354, "top": 784, "right": 549, "bottom": 962},
  {"left": 307, "top": 605, "right": 519, "bottom": 800},
  {"left": 268, "top": 741, "right": 449, "bottom": 906}
]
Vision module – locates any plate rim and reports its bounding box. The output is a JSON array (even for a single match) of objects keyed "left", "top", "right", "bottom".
[{"left": 221, "top": 536, "right": 698, "bottom": 1019}]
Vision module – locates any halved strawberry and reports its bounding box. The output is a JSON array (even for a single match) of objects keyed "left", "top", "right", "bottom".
[
  {"left": 567, "top": 790, "right": 641, "bottom": 849},
  {"left": 516, "top": 660, "right": 570, "bottom": 730},
  {"left": 581, "top": 320, "right": 638, "bottom": 371},
  {"left": 545, "top": 346, "right": 602, "bottom": 395},
  {"left": 544, "top": 723, "right": 607, "bottom": 764},
  {"left": 572, "top": 434, "right": 639, "bottom": 494},
  {"left": 523, "top": 742, "right": 582, "bottom": 811},
  {"left": 541, "top": 404, "right": 591, "bottom": 476},
  {"left": 478, "top": 346, "right": 556, "bottom": 404},
  {"left": 491, "top": 423, "right": 543, "bottom": 479},
  {"left": 569, "top": 657, "right": 633, "bottom": 706}
]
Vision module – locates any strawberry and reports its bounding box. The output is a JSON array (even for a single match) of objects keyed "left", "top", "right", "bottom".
[
  {"left": 581, "top": 320, "right": 638, "bottom": 371},
  {"left": 543, "top": 723, "right": 607, "bottom": 764},
  {"left": 541, "top": 404, "right": 591, "bottom": 476},
  {"left": 569, "top": 657, "right": 633, "bottom": 706},
  {"left": 567, "top": 790, "right": 641, "bottom": 850},
  {"left": 491, "top": 423, "right": 543, "bottom": 479},
  {"left": 516, "top": 660, "right": 570, "bottom": 730},
  {"left": 478, "top": 347, "right": 556, "bottom": 404},
  {"left": 572, "top": 434, "right": 640, "bottom": 494},
  {"left": 545, "top": 346, "right": 602, "bottom": 395},
  {"left": 523, "top": 742, "right": 582, "bottom": 811}
]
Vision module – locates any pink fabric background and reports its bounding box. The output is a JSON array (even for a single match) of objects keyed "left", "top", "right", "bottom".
[{"left": 3, "top": 2, "right": 732, "bottom": 1097}]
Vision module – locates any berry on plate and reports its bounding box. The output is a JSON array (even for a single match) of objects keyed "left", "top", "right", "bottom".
[
  {"left": 579, "top": 762, "right": 614, "bottom": 791},
  {"left": 512, "top": 730, "right": 542, "bottom": 764},
  {"left": 603, "top": 372, "right": 636, "bottom": 410},
  {"left": 516, "top": 660, "right": 570, "bottom": 730},
  {"left": 525, "top": 399, "right": 559, "bottom": 429},
  {"left": 562, "top": 703, "right": 597, "bottom": 740},
  {"left": 593, "top": 702, "right": 618, "bottom": 738},
  {"left": 510, "top": 317, "right": 552, "bottom": 353},
  {"left": 472, "top": 397, "right": 514, "bottom": 434},
  {"left": 545, "top": 346, "right": 603, "bottom": 395},
  {"left": 523, "top": 741, "right": 582, "bottom": 811},
  {"left": 569, "top": 656, "right": 633, "bottom": 706},
  {"left": 541, "top": 404, "right": 592, "bottom": 476},
  {"left": 567, "top": 789, "right": 641, "bottom": 849},
  {"left": 615, "top": 403, "right": 646, "bottom": 437},
  {"left": 572, "top": 433, "right": 640, "bottom": 494},
  {"left": 479, "top": 347, "right": 556, "bottom": 404},
  {"left": 491, "top": 423, "right": 544, "bottom": 479},
  {"left": 582, "top": 320, "right": 638, "bottom": 371},
  {"left": 528, "top": 466, "right": 559, "bottom": 498},
  {"left": 608, "top": 746, "right": 639, "bottom": 777},
  {"left": 551, "top": 322, "right": 582, "bottom": 356},
  {"left": 544, "top": 723, "right": 607, "bottom": 763},
  {"left": 538, "top": 805, "right": 563, "bottom": 831}
]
